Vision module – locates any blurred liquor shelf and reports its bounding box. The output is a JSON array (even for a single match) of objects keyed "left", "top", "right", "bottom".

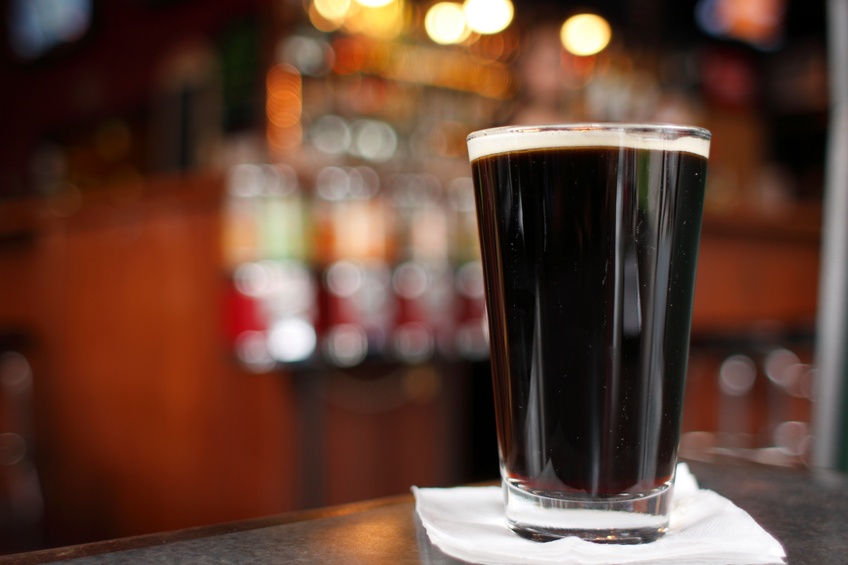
[
  {"left": 0, "top": 165, "right": 822, "bottom": 339},
  {"left": 221, "top": 162, "right": 488, "bottom": 371}
]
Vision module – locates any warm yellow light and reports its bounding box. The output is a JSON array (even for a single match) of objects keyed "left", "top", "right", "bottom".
[
  {"left": 344, "top": 0, "right": 405, "bottom": 40},
  {"left": 354, "top": 0, "right": 393, "bottom": 6},
  {"left": 560, "top": 13, "right": 612, "bottom": 56},
  {"left": 425, "top": 2, "right": 469, "bottom": 45},
  {"left": 313, "top": 0, "right": 353, "bottom": 20},
  {"left": 463, "top": 0, "right": 513, "bottom": 34},
  {"left": 266, "top": 64, "right": 303, "bottom": 153},
  {"left": 309, "top": 5, "right": 343, "bottom": 32}
]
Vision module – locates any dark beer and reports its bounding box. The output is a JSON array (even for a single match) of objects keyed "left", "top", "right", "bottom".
[{"left": 471, "top": 138, "right": 708, "bottom": 500}]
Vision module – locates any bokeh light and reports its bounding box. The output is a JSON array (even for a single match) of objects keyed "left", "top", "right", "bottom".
[
  {"left": 326, "top": 260, "right": 365, "bottom": 297},
  {"left": 354, "top": 0, "right": 394, "bottom": 7},
  {"left": 560, "top": 13, "right": 612, "bottom": 56},
  {"left": 8, "top": 0, "right": 92, "bottom": 60},
  {"left": 279, "top": 35, "right": 333, "bottom": 77},
  {"left": 266, "top": 64, "right": 303, "bottom": 153},
  {"left": 324, "top": 324, "right": 369, "bottom": 366},
  {"left": 425, "top": 2, "right": 469, "bottom": 45},
  {"left": 343, "top": 0, "right": 405, "bottom": 40},
  {"left": 350, "top": 119, "right": 398, "bottom": 162},
  {"left": 695, "top": 0, "right": 786, "bottom": 49},
  {"left": 235, "top": 331, "right": 276, "bottom": 373},
  {"left": 268, "top": 318, "right": 318, "bottom": 363},
  {"left": 310, "top": 114, "right": 353, "bottom": 156},
  {"left": 313, "top": 0, "right": 352, "bottom": 21},
  {"left": 463, "top": 0, "right": 514, "bottom": 35},
  {"left": 394, "top": 322, "right": 434, "bottom": 363},
  {"left": 719, "top": 354, "right": 758, "bottom": 397}
]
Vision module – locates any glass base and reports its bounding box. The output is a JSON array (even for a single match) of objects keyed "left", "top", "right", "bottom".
[{"left": 503, "top": 478, "right": 673, "bottom": 544}]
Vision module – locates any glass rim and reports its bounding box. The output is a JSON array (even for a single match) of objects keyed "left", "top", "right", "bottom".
[{"left": 466, "top": 122, "right": 711, "bottom": 162}]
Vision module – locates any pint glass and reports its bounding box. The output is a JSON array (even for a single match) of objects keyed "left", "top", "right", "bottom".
[{"left": 467, "top": 124, "right": 711, "bottom": 543}]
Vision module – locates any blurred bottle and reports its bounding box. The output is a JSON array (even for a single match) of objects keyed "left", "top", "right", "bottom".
[
  {"left": 313, "top": 165, "right": 394, "bottom": 366},
  {"left": 223, "top": 163, "right": 317, "bottom": 370},
  {"left": 447, "top": 176, "right": 488, "bottom": 360},
  {"left": 390, "top": 173, "right": 453, "bottom": 362},
  {"left": 258, "top": 163, "right": 310, "bottom": 262},
  {"left": 222, "top": 163, "right": 263, "bottom": 270}
]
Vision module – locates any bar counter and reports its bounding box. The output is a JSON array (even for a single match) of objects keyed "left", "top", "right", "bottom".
[{"left": 2, "top": 460, "right": 846, "bottom": 565}]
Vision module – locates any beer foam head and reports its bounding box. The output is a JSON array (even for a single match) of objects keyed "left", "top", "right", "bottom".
[{"left": 467, "top": 124, "right": 711, "bottom": 162}]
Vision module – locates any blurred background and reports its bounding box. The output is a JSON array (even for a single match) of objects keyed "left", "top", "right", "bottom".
[{"left": 0, "top": 0, "right": 831, "bottom": 555}]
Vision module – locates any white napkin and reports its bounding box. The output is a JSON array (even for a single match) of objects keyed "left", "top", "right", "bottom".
[{"left": 412, "top": 464, "right": 786, "bottom": 565}]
